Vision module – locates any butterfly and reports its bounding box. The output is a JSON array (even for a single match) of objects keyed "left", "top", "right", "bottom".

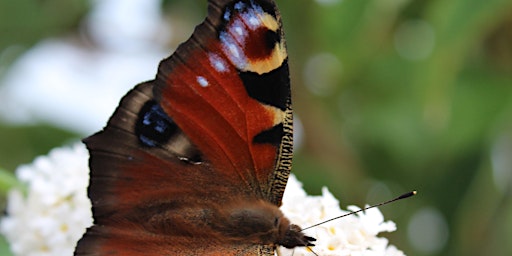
[{"left": 74, "top": 0, "right": 315, "bottom": 255}]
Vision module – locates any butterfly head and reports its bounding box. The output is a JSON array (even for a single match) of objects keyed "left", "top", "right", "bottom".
[{"left": 277, "top": 223, "right": 316, "bottom": 249}]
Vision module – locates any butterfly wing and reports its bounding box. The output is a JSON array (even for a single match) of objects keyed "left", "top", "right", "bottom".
[
  {"left": 76, "top": 0, "right": 291, "bottom": 255},
  {"left": 155, "top": 0, "right": 292, "bottom": 205}
]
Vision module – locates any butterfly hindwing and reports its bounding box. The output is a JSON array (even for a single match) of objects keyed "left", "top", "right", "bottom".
[
  {"left": 76, "top": 82, "right": 276, "bottom": 255},
  {"left": 75, "top": 0, "right": 292, "bottom": 255}
]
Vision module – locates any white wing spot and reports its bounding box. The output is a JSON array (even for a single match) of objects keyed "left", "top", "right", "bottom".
[
  {"left": 209, "top": 53, "right": 228, "bottom": 73},
  {"left": 219, "top": 5, "right": 253, "bottom": 69},
  {"left": 235, "top": 26, "right": 243, "bottom": 36},
  {"left": 197, "top": 76, "right": 209, "bottom": 87},
  {"left": 249, "top": 16, "right": 260, "bottom": 27},
  {"left": 228, "top": 44, "right": 240, "bottom": 58}
]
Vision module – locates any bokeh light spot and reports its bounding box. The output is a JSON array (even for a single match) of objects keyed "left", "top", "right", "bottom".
[
  {"left": 394, "top": 20, "right": 435, "bottom": 61},
  {"left": 315, "top": 0, "right": 342, "bottom": 6},
  {"left": 303, "top": 52, "right": 342, "bottom": 96},
  {"left": 407, "top": 207, "right": 449, "bottom": 254},
  {"left": 491, "top": 133, "right": 512, "bottom": 193}
]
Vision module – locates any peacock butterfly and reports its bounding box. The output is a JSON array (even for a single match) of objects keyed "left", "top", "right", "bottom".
[{"left": 74, "top": 0, "right": 316, "bottom": 255}]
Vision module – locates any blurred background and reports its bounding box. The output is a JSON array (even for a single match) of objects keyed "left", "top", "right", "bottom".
[{"left": 1, "top": 0, "right": 512, "bottom": 255}]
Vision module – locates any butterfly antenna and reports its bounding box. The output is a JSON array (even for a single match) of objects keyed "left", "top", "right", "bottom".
[
  {"left": 306, "top": 246, "right": 319, "bottom": 256},
  {"left": 301, "top": 191, "right": 417, "bottom": 231}
]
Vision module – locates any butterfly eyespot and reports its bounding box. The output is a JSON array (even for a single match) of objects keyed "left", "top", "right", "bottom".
[{"left": 136, "top": 100, "right": 177, "bottom": 147}]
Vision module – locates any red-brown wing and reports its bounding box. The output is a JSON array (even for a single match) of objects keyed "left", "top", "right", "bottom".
[
  {"left": 76, "top": 223, "right": 276, "bottom": 256},
  {"left": 82, "top": 83, "right": 257, "bottom": 219},
  {"left": 76, "top": 82, "right": 274, "bottom": 255},
  {"left": 76, "top": 0, "right": 291, "bottom": 255},
  {"left": 154, "top": 0, "right": 292, "bottom": 204}
]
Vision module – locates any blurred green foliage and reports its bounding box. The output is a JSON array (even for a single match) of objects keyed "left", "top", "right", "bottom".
[
  {"left": 0, "top": 0, "right": 89, "bottom": 65},
  {"left": 278, "top": 0, "right": 512, "bottom": 255},
  {"left": 0, "top": 124, "right": 80, "bottom": 171},
  {"left": 1, "top": 0, "right": 512, "bottom": 255}
]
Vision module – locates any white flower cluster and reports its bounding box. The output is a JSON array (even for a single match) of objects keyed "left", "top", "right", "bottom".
[
  {"left": 0, "top": 144, "right": 405, "bottom": 256},
  {"left": 278, "top": 175, "right": 405, "bottom": 256},
  {"left": 1, "top": 143, "right": 92, "bottom": 256}
]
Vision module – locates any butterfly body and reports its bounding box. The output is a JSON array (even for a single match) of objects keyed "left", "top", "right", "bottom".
[{"left": 75, "top": 0, "right": 314, "bottom": 255}]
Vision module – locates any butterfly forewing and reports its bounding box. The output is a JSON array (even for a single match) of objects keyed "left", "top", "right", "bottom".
[
  {"left": 76, "top": 0, "right": 293, "bottom": 255},
  {"left": 154, "top": 0, "right": 292, "bottom": 202}
]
